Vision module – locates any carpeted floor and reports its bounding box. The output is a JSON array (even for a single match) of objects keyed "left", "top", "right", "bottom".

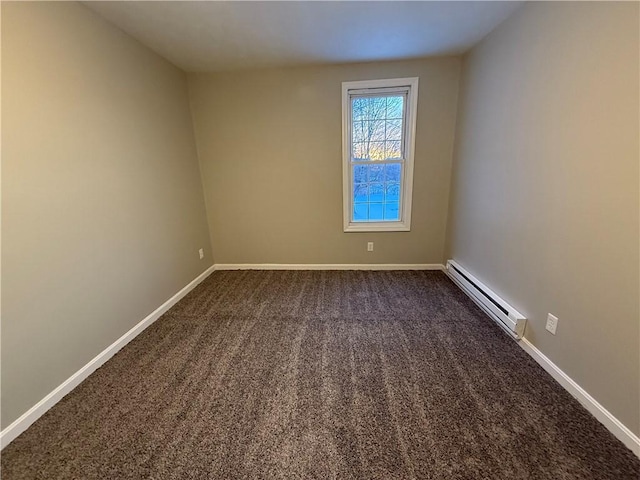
[{"left": 2, "top": 270, "right": 639, "bottom": 479}]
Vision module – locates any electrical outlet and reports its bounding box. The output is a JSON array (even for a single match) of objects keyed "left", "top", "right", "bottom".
[
  {"left": 545, "top": 313, "right": 558, "bottom": 335},
  {"left": 199, "top": 248, "right": 204, "bottom": 260},
  {"left": 367, "top": 242, "right": 374, "bottom": 252}
]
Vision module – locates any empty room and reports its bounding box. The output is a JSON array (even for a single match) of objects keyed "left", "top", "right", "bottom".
[{"left": 2, "top": 1, "right": 639, "bottom": 478}]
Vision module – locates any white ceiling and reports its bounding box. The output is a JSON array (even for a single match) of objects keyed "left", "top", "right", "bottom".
[{"left": 84, "top": 1, "right": 523, "bottom": 72}]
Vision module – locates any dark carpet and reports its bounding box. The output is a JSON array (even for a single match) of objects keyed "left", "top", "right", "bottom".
[{"left": 2, "top": 270, "right": 639, "bottom": 479}]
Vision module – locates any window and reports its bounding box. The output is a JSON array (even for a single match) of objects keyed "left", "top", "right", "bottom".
[{"left": 342, "top": 77, "right": 418, "bottom": 232}]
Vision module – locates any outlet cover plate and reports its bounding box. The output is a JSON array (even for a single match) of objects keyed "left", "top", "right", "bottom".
[{"left": 546, "top": 313, "right": 558, "bottom": 335}]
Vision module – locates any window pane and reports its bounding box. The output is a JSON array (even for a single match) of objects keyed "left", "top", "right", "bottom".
[
  {"left": 369, "top": 120, "right": 386, "bottom": 142},
  {"left": 369, "top": 164, "right": 384, "bottom": 182},
  {"left": 385, "top": 120, "right": 402, "bottom": 141},
  {"left": 385, "top": 182, "right": 400, "bottom": 202},
  {"left": 384, "top": 202, "right": 400, "bottom": 220},
  {"left": 352, "top": 142, "right": 367, "bottom": 161},
  {"left": 351, "top": 94, "right": 405, "bottom": 162},
  {"left": 384, "top": 164, "right": 401, "bottom": 182},
  {"left": 354, "top": 203, "right": 368, "bottom": 221},
  {"left": 353, "top": 97, "right": 386, "bottom": 122},
  {"left": 385, "top": 141, "right": 402, "bottom": 160},
  {"left": 367, "top": 97, "right": 387, "bottom": 119},
  {"left": 354, "top": 164, "right": 368, "bottom": 183},
  {"left": 369, "top": 203, "right": 384, "bottom": 221},
  {"left": 354, "top": 184, "right": 368, "bottom": 203},
  {"left": 353, "top": 120, "right": 367, "bottom": 144},
  {"left": 351, "top": 162, "right": 403, "bottom": 223},
  {"left": 387, "top": 96, "right": 404, "bottom": 119},
  {"left": 352, "top": 97, "right": 367, "bottom": 122},
  {"left": 369, "top": 183, "right": 384, "bottom": 202},
  {"left": 369, "top": 141, "right": 385, "bottom": 160}
]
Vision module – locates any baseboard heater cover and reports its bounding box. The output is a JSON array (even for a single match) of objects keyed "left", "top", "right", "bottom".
[{"left": 445, "top": 260, "right": 526, "bottom": 339}]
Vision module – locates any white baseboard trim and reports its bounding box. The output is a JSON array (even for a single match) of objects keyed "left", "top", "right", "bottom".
[
  {"left": 214, "top": 263, "right": 445, "bottom": 271},
  {"left": 519, "top": 338, "right": 640, "bottom": 457},
  {"left": 0, "top": 265, "right": 216, "bottom": 450}
]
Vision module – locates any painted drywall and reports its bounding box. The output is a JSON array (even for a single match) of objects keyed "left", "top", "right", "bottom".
[
  {"left": 188, "top": 58, "right": 460, "bottom": 264},
  {"left": 1, "top": 2, "right": 212, "bottom": 428},
  {"left": 445, "top": 2, "right": 639, "bottom": 435}
]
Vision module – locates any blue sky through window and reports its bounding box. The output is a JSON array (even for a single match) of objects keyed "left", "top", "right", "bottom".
[{"left": 351, "top": 96, "right": 404, "bottom": 161}]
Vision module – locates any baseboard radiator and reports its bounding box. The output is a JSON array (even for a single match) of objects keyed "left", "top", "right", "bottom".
[{"left": 445, "top": 260, "right": 526, "bottom": 339}]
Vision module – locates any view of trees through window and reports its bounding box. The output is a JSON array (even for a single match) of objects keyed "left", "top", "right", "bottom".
[{"left": 351, "top": 95, "right": 405, "bottom": 222}]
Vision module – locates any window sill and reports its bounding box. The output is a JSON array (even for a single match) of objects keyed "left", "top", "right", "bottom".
[{"left": 344, "top": 222, "right": 411, "bottom": 233}]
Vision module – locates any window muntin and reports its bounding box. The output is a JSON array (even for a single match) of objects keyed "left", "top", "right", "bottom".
[{"left": 342, "top": 78, "right": 418, "bottom": 232}]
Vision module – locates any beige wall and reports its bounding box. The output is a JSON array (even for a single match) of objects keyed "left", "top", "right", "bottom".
[
  {"left": 188, "top": 58, "right": 460, "bottom": 264},
  {"left": 446, "top": 2, "right": 639, "bottom": 435},
  {"left": 1, "top": 2, "right": 212, "bottom": 428}
]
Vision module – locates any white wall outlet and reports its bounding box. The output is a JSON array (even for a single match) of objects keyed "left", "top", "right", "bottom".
[
  {"left": 545, "top": 313, "right": 558, "bottom": 335},
  {"left": 367, "top": 242, "right": 374, "bottom": 252},
  {"left": 198, "top": 248, "right": 204, "bottom": 260}
]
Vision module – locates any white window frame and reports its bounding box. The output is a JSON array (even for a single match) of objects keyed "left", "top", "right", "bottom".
[{"left": 342, "top": 77, "right": 419, "bottom": 233}]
